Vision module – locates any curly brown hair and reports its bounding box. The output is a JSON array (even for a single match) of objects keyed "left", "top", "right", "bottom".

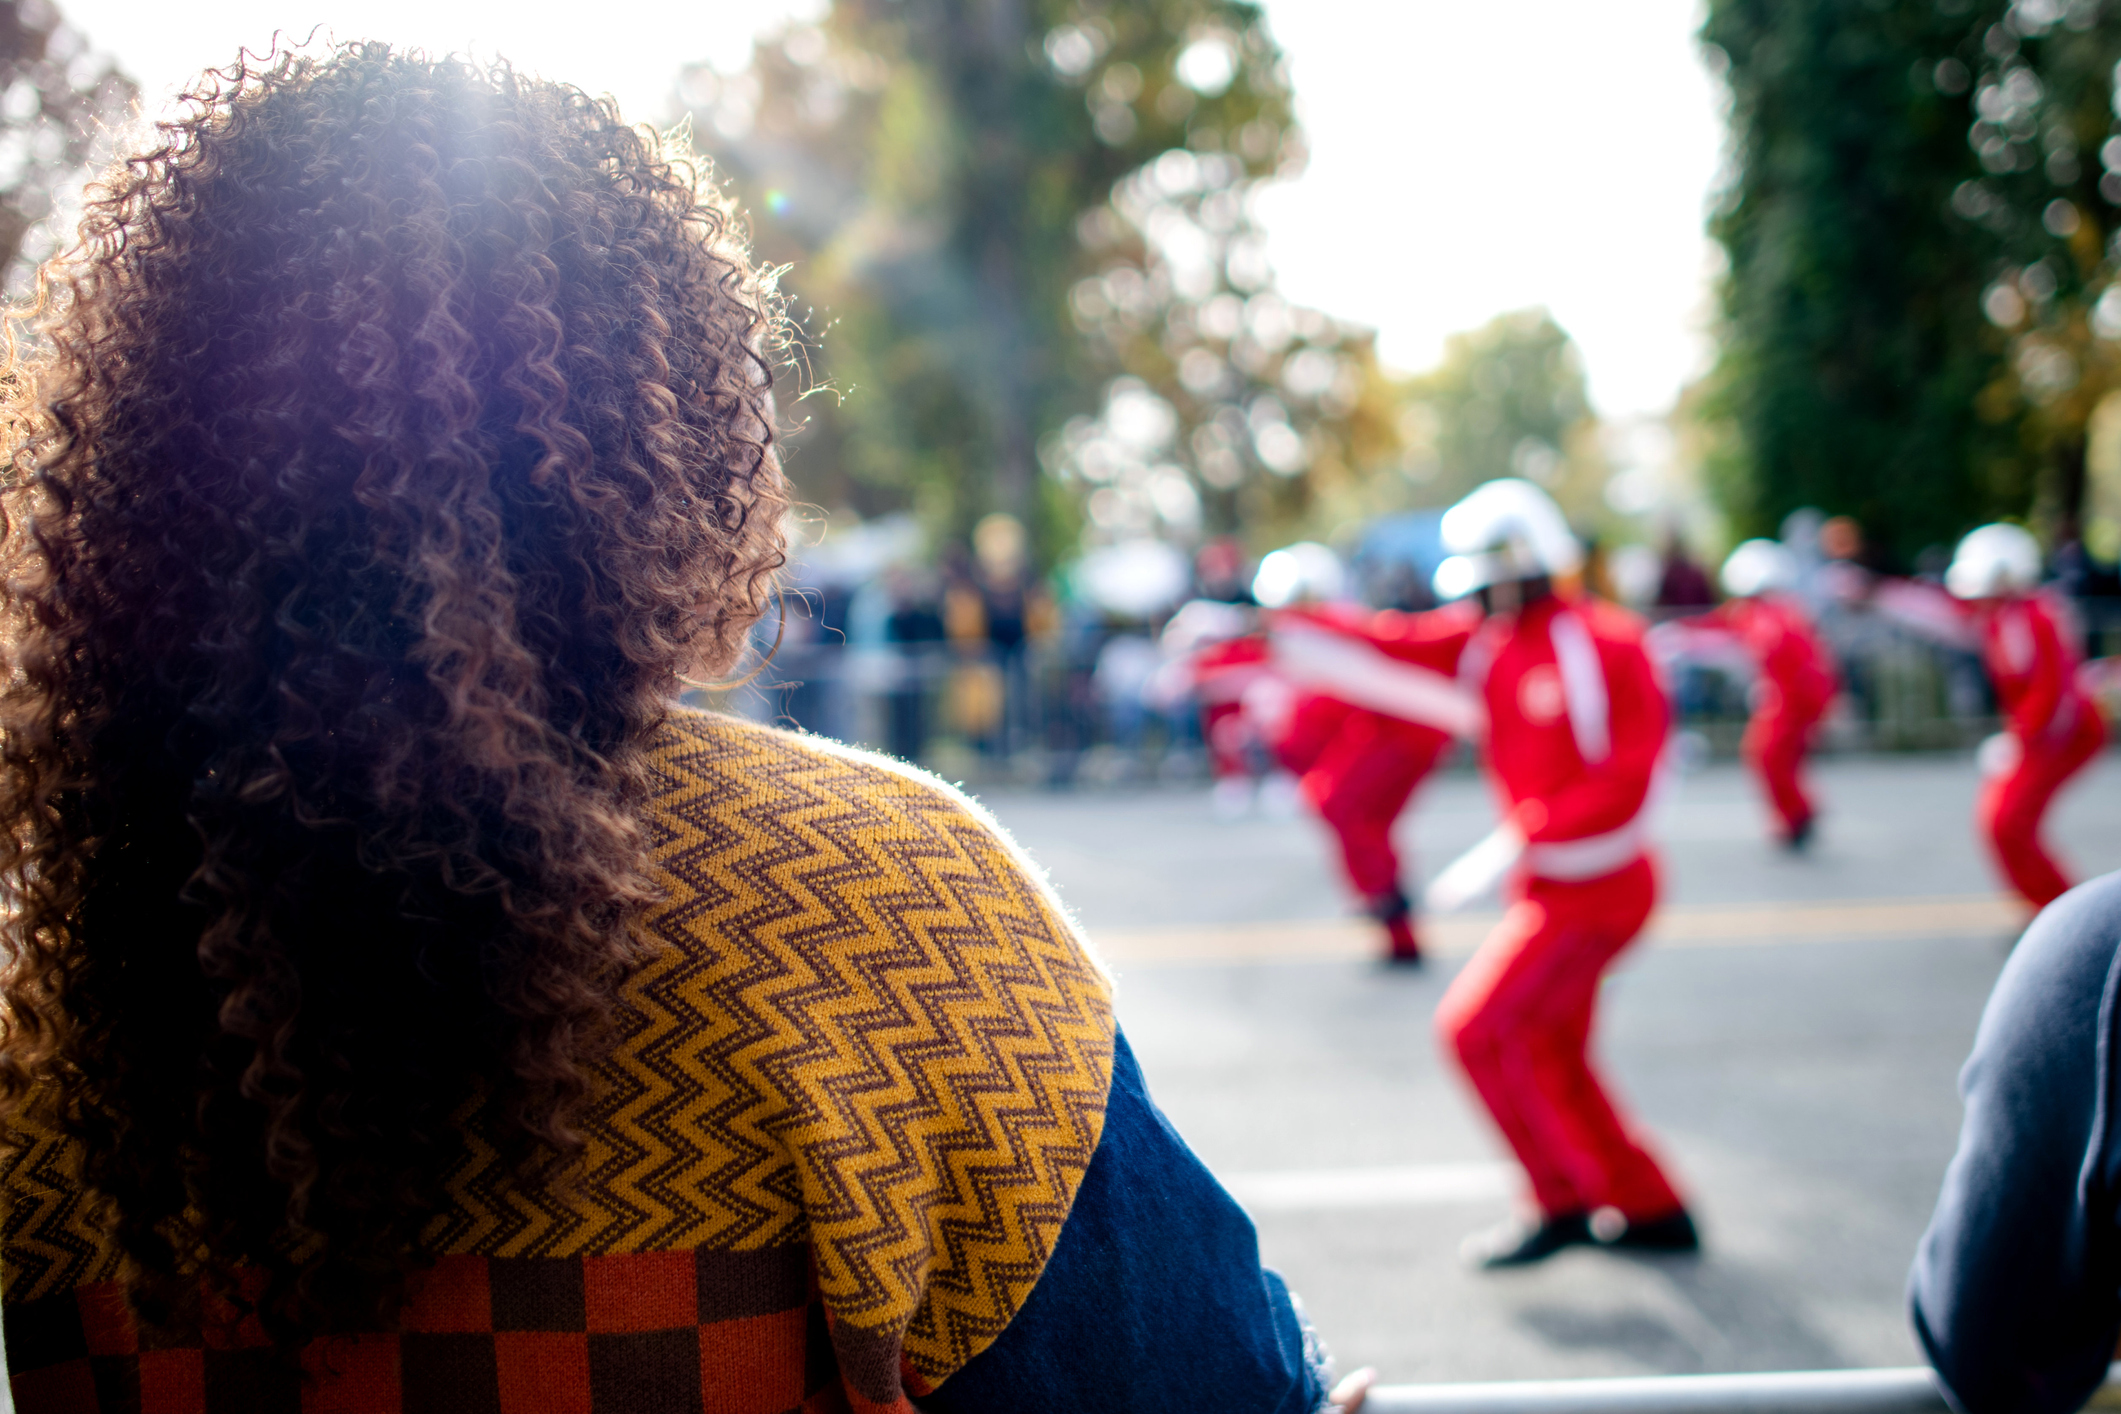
[{"left": 0, "top": 42, "right": 786, "bottom": 1344}]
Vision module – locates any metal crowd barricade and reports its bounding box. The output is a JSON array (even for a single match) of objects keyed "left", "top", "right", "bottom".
[{"left": 1363, "top": 1367, "right": 1981, "bottom": 1414}]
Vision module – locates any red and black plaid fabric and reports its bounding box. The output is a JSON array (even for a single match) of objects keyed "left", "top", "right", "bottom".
[{"left": 2, "top": 1245, "right": 899, "bottom": 1414}]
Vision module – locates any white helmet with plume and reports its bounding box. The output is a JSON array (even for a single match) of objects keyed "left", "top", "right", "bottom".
[
  {"left": 1719, "top": 539, "right": 1799, "bottom": 599},
  {"left": 1251, "top": 542, "right": 1346, "bottom": 608},
  {"left": 1432, "top": 478, "right": 1582, "bottom": 601},
  {"left": 1945, "top": 523, "right": 2042, "bottom": 600}
]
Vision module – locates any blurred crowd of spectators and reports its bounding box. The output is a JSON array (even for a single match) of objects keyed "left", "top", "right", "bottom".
[
  {"left": 732, "top": 513, "right": 1201, "bottom": 785},
  {"left": 713, "top": 505, "right": 2121, "bottom": 783},
  {"left": 1636, "top": 510, "right": 2121, "bottom": 755}
]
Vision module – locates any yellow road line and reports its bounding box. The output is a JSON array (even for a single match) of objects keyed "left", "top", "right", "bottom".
[{"left": 1088, "top": 894, "right": 2025, "bottom": 967}]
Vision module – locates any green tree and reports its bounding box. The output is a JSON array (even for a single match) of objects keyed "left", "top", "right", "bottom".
[
  {"left": 1395, "top": 309, "right": 1606, "bottom": 524},
  {"left": 1953, "top": 0, "right": 2121, "bottom": 543},
  {"left": 1046, "top": 152, "right": 1411, "bottom": 552},
  {"left": 679, "top": 2, "right": 1402, "bottom": 562},
  {"left": 1702, "top": 0, "right": 2028, "bottom": 566}
]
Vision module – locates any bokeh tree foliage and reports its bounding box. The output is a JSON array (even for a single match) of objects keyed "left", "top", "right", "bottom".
[
  {"left": 1702, "top": 0, "right": 2028, "bottom": 566},
  {"left": 1397, "top": 309, "right": 1606, "bottom": 525},
  {"left": 681, "top": 0, "right": 1405, "bottom": 560},
  {"left": 0, "top": 0, "right": 133, "bottom": 292},
  {"left": 1950, "top": 0, "right": 2121, "bottom": 543}
]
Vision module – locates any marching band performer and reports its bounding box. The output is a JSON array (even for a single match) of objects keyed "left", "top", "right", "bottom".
[
  {"left": 1154, "top": 598, "right": 1272, "bottom": 817},
  {"left": 1425, "top": 479, "right": 1698, "bottom": 1267},
  {"left": 1264, "top": 600, "right": 1481, "bottom": 964},
  {"left": 1945, "top": 524, "right": 2106, "bottom": 910},
  {"left": 1661, "top": 540, "right": 1839, "bottom": 848},
  {"left": 1237, "top": 544, "right": 1482, "bottom": 964}
]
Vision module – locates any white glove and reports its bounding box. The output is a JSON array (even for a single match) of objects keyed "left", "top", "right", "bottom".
[
  {"left": 1977, "top": 731, "right": 2022, "bottom": 779},
  {"left": 1423, "top": 822, "right": 1525, "bottom": 914}
]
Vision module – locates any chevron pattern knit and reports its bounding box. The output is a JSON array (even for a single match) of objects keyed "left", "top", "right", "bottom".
[{"left": 1, "top": 710, "right": 1117, "bottom": 1412}]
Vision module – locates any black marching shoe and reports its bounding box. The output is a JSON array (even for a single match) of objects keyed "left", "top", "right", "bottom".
[
  {"left": 1462, "top": 1211, "right": 1593, "bottom": 1269},
  {"left": 1367, "top": 889, "right": 1423, "bottom": 967},
  {"left": 1599, "top": 1207, "right": 1701, "bottom": 1252},
  {"left": 1384, "top": 914, "right": 1423, "bottom": 967}
]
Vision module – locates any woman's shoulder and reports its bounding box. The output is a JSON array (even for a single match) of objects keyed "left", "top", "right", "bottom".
[
  {"left": 492, "top": 708, "right": 1120, "bottom": 1387},
  {"left": 646, "top": 704, "right": 990, "bottom": 812},
  {"left": 639, "top": 708, "right": 1099, "bottom": 964},
  {"left": 635, "top": 700, "right": 1114, "bottom": 1023}
]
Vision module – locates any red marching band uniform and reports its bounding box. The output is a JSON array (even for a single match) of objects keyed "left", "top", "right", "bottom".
[
  {"left": 1657, "top": 540, "right": 1840, "bottom": 847},
  {"left": 1438, "top": 595, "right": 1690, "bottom": 1251},
  {"left": 1426, "top": 478, "right": 1697, "bottom": 1267},
  {"left": 1265, "top": 603, "right": 1479, "bottom": 961},
  {"left": 1172, "top": 488, "right": 1698, "bottom": 1265},
  {"left": 1719, "top": 594, "right": 1837, "bottom": 844},
  {"left": 1192, "top": 633, "right": 1273, "bottom": 784},
  {"left": 1158, "top": 591, "right": 1479, "bottom": 963},
  {"left": 1153, "top": 599, "right": 1276, "bottom": 812},
  {"left": 1962, "top": 583, "right": 2106, "bottom": 908},
  {"left": 1884, "top": 523, "right": 2110, "bottom": 911}
]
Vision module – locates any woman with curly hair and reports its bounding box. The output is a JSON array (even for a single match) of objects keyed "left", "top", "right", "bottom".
[{"left": 0, "top": 41, "right": 1351, "bottom": 1414}]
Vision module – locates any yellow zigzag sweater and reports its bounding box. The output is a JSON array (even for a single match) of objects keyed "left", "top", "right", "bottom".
[{"left": 0, "top": 709, "right": 1118, "bottom": 1414}]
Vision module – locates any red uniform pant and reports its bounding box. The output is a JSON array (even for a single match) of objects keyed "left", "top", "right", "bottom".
[
  {"left": 1743, "top": 687, "right": 1829, "bottom": 839},
  {"left": 1203, "top": 700, "right": 1251, "bottom": 780},
  {"left": 1298, "top": 708, "right": 1444, "bottom": 899},
  {"left": 1435, "top": 855, "right": 1684, "bottom": 1219},
  {"left": 1979, "top": 710, "right": 2107, "bottom": 909},
  {"left": 1274, "top": 694, "right": 1351, "bottom": 778}
]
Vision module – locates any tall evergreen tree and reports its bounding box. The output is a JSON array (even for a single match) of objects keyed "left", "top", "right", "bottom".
[
  {"left": 1703, "top": 0, "right": 2028, "bottom": 565},
  {"left": 1954, "top": 0, "right": 2121, "bottom": 542}
]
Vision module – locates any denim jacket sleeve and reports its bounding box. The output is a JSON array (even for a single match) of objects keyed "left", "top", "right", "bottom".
[
  {"left": 1910, "top": 872, "right": 2121, "bottom": 1414},
  {"left": 919, "top": 1027, "right": 1333, "bottom": 1414}
]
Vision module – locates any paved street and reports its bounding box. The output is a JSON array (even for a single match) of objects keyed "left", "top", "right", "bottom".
[{"left": 977, "top": 751, "right": 2121, "bottom": 1385}]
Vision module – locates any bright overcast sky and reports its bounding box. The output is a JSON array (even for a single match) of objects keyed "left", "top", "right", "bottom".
[
  {"left": 1255, "top": 0, "right": 1727, "bottom": 419},
  {"left": 63, "top": 0, "right": 1725, "bottom": 420}
]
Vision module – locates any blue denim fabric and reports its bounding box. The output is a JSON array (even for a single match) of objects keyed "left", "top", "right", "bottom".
[
  {"left": 921, "top": 1028, "right": 1330, "bottom": 1413},
  {"left": 1909, "top": 870, "right": 2121, "bottom": 1414}
]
